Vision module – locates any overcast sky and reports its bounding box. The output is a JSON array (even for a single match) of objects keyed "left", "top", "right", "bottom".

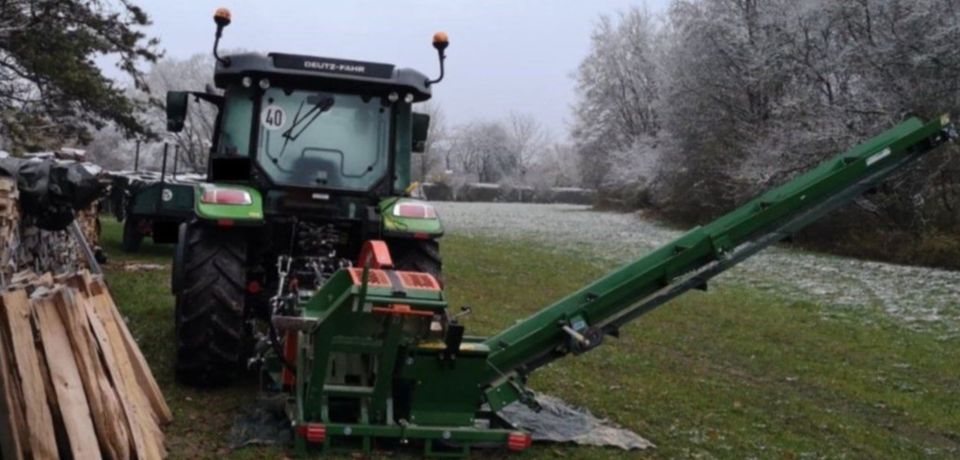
[{"left": 111, "top": 0, "right": 669, "bottom": 139}]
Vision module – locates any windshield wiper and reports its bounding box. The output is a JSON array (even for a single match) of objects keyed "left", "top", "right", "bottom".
[{"left": 273, "top": 93, "right": 335, "bottom": 162}]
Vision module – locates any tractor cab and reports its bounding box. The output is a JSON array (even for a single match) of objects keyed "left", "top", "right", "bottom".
[
  {"left": 209, "top": 53, "right": 431, "bottom": 195},
  {"left": 166, "top": 9, "right": 445, "bottom": 203}
]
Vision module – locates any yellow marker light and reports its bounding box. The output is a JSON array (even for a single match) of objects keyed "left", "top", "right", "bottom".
[
  {"left": 432, "top": 31, "right": 449, "bottom": 50},
  {"left": 214, "top": 7, "right": 232, "bottom": 26}
]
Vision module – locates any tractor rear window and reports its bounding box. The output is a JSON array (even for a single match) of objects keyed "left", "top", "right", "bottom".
[{"left": 256, "top": 88, "right": 389, "bottom": 191}]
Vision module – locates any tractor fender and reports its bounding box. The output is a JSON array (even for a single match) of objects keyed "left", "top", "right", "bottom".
[{"left": 193, "top": 183, "right": 265, "bottom": 225}]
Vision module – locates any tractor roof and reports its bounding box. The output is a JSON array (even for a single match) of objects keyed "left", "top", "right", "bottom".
[{"left": 215, "top": 52, "right": 432, "bottom": 102}]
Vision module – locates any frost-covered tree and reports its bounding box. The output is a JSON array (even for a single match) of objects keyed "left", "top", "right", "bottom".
[
  {"left": 506, "top": 113, "right": 550, "bottom": 180},
  {"left": 448, "top": 121, "right": 513, "bottom": 183},
  {"left": 571, "top": 8, "right": 663, "bottom": 188},
  {"left": 527, "top": 143, "right": 582, "bottom": 188},
  {"left": 0, "top": 0, "right": 159, "bottom": 152},
  {"left": 138, "top": 53, "right": 219, "bottom": 173},
  {"left": 572, "top": 0, "right": 960, "bottom": 263},
  {"left": 442, "top": 113, "right": 551, "bottom": 184}
]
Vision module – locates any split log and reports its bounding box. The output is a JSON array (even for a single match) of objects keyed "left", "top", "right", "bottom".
[
  {"left": 33, "top": 292, "right": 103, "bottom": 459},
  {"left": 0, "top": 290, "right": 58, "bottom": 459}
]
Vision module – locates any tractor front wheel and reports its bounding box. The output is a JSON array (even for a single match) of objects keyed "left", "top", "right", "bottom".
[{"left": 174, "top": 222, "right": 248, "bottom": 387}]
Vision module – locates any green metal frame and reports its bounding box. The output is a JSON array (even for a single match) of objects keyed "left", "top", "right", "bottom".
[{"left": 284, "top": 115, "right": 953, "bottom": 456}]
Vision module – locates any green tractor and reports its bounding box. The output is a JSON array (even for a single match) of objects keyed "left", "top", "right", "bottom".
[{"left": 167, "top": 8, "right": 446, "bottom": 386}]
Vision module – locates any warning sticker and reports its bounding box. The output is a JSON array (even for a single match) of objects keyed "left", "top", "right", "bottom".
[
  {"left": 261, "top": 105, "right": 287, "bottom": 131},
  {"left": 866, "top": 148, "right": 891, "bottom": 166}
]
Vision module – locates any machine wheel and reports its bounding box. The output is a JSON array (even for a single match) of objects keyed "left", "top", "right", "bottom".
[
  {"left": 174, "top": 222, "right": 248, "bottom": 387},
  {"left": 389, "top": 239, "right": 443, "bottom": 285},
  {"left": 121, "top": 216, "right": 142, "bottom": 252}
]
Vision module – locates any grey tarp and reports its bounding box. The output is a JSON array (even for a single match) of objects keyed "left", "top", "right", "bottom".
[{"left": 498, "top": 392, "right": 654, "bottom": 450}]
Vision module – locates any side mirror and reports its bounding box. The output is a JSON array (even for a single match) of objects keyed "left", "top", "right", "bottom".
[
  {"left": 166, "top": 91, "right": 189, "bottom": 133},
  {"left": 412, "top": 113, "right": 430, "bottom": 153}
]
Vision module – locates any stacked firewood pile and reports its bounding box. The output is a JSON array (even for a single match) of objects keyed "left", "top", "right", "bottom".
[
  {"left": 0, "top": 272, "right": 172, "bottom": 459},
  {"left": 0, "top": 177, "right": 18, "bottom": 282},
  {"left": 0, "top": 160, "right": 171, "bottom": 458}
]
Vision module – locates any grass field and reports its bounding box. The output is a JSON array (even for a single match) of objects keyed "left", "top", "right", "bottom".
[{"left": 99, "top": 218, "right": 960, "bottom": 459}]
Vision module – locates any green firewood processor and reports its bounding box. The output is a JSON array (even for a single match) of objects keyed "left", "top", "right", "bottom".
[{"left": 164, "top": 7, "right": 956, "bottom": 456}]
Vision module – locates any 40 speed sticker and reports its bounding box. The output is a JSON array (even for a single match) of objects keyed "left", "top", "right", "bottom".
[{"left": 261, "top": 105, "right": 287, "bottom": 131}]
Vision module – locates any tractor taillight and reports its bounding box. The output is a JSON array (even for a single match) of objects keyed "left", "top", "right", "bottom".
[
  {"left": 299, "top": 424, "right": 326, "bottom": 443},
  {"left": 393, "top": 201, "right": 437, "bottom": 219},
  {"left": 507, "top": 432, "right": 532, "bottom": 451},
  {"left": 200, "top": 187, "right": 252, "bottom": 205}
]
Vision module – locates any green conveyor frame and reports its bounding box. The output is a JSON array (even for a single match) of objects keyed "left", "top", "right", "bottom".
[{"left": 481, "top": 115, "right": 954, "bottom": 397}]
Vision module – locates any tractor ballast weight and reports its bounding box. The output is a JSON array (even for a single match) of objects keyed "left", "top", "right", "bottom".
[{"left": 277, "top": 115, "right": 954, "bottom": 455}]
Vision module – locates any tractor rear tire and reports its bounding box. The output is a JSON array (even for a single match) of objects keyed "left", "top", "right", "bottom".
[
  {"left": 389, "top": 239, "right": 443, "bottom": 285},
  {"left": 121, "top": 216, "right": 142, "bottom": 253},
  {"left": 174, "top": 223, "right": 248, "bottom": 387}
]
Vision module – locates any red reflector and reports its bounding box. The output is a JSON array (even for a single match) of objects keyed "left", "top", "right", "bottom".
[
  {"left": 217, "top": 219, "right": 234, "bottom": 227},
  {"left": 201, "top": 188, "right": 252, "bottom": 205},
  {"left": 394, "top": 202, "right": 437, "bottom": 219},
  {"left": 507, "top": 432, "right": 532, "bottom": 451},
  {"left": 246, "top": 280, "right": 262, "bottom": 294},
  {"left": 299, "top": 424, "right": 326, "bottom": 443},
  {"left": 413, "top": 232, "right": 430, "bottom": 240}
]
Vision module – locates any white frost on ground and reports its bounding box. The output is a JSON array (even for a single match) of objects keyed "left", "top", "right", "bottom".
[{"left": 436, "top": 202, "right": 960, "bottom": 335}]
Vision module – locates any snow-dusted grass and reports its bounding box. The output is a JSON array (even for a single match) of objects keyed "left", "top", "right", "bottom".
[{"left": 436, "top": 202, "right": 960, "bottom": 336}]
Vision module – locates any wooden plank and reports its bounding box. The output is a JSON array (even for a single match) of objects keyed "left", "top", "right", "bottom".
[
  {"left": 0, "top": 296, "right": 26, "bottom": 460},
  {"left": 93, "top": 279, "right": 173, "bottom": 425},
  {"left": 33, "top": 293, "right": 103, "bottom": 459},
  {"left": 32, "top": 331, "right": 68, "bottom": 459},
  {"left": 55, "top": 289, "right": 130, "bottom": 460},
  {"left": 0, "top": 290, "right": 58, "bottom": 459},
  {"left": 88, "top": 289, "right": 166, "bottom": 459},
  {"left": 82, "top": 288, "right": 149, "bottom": 460}
]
